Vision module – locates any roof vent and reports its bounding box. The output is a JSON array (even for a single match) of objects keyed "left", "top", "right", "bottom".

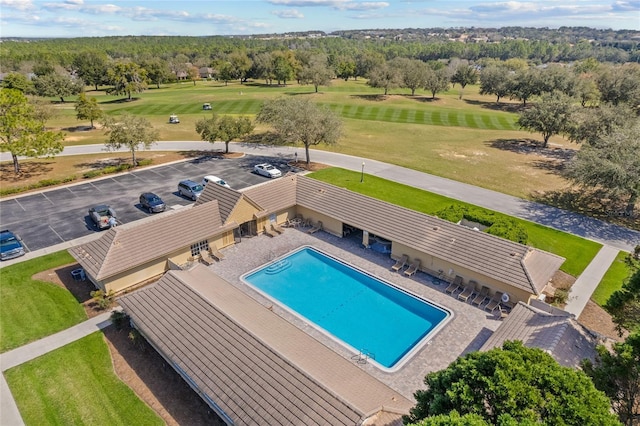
[
  {"left": 433, "top": 226, "right": 439, "bottom": 231},
  {"left": 451, "top": 238, "right": 455, "bottom": 243},
  {"left": 318, "top": 189, "right": 326, "bottom": 194},
  {"left": 510, "top": 252, "right": 517, "bottom": 256}
]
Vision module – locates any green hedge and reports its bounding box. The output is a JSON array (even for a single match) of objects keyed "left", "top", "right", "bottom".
[{"left": 436, "top": 204, "right": 529, "bottom": 244}]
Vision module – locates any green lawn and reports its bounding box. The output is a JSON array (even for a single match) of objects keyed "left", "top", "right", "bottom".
[
  {"left": 309, "top": 168, "right": 601, "bottom": 277},
  {"left": 4, "top": 332, "right": 163, "bottom": 426},
  {"left": 0, "top": 251, "right": 87, "bottom": 353},
  {"left": 591, "top": 251, "right": 633, "bottom": 306}
]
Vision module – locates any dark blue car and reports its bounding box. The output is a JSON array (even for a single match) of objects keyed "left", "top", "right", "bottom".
[
  {"left": 0, "top": 230, "right": 26, "bottom": 261},
  {"left": 139, "top": 192, "right": 166, "bottom": 213}
]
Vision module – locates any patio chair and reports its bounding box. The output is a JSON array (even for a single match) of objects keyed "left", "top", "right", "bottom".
[
  {"left": 209, "top": 244, "right": 225, "bottom": 261},
  {"left": 484, "top": 291, "right": 505, "bottom": 312},
  {"left": 496, "top": 305, "right": 509, "bottom": 319},
  {"left": 391, "top": 254, "right": 409, "bottom": 272},
  {"left": 471, "top": 285, "right": 490, "bottom": 306},
  {"left": 445, "top": 275, "right": 464, "bottom": 294},
  {"left": 457, "top": 280, "right": 478, "bottom": 302},
  {"left": 271, "top": 222, "right": 285, "bottom": 234},
  {"left": 404, "top": 259, "right": 421, "bottom": 277},
  {"left": 200, "top": 251, "right": 215, "bottom": 266},
  {"left": 263, "top": 225, "right": 276, "bottom": 238},
  {"left": 307, "top": 220, "right": 323, "bottom": 234}
]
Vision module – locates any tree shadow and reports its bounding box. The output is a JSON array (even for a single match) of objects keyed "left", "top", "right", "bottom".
[
  {"left": 464, "top": 99, "right": 524, "bottom": 113},
  {"left": 62, "top": 125, "right": 96, "bottom": 132},
  {"left": 460, "top": 327, "right": 494, "bottom": 356},
  {"left": 349, "top": 94, "right": 388, "bottom": 102},
  {"left": 73, "top": 157, "right": 131, "bottom": 170},
  {"left": 0, "top": 161, "right": 55, "bottom": 182},
  {"left": 487, "top": 138, "right": 576, "bottom": 161},
  {"left": 100, "top": 97, "right": 141, "bottom": 104}
]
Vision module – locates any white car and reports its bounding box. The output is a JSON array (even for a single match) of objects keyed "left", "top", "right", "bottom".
[
  {"left": 202, "top": 175, "right": 231, "bottom": 188},
  {"left": 253, "top": 163, "right": 282, "bottom": 178}
]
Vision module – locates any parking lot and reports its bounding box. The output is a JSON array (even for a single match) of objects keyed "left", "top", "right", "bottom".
[{"left": 0, "top": 154, "right": 292, "bottom": 253}]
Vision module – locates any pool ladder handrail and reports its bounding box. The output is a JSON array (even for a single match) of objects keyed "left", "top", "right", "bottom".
[{"left": 352, "top": 349, "right": 375, "bottom": 364}]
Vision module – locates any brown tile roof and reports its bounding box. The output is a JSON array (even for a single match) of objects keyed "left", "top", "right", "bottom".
[
  {"left": 291, "top": 175, "right": 564, "bottom": 294},
  {"left": 70, "top": 202, "right": 235, "bottom": 280},
  {"left": 241, "top": 174, "right": 298, "bottom": 218},
  {"left": 480, "top": 302, "right": 599, "bottom": 367},
  {"left": 119, "top": 266, "right": 412, "bottom": 425},
  {"left": 196, "top": 183, "right": 245, "bottom": 223}
]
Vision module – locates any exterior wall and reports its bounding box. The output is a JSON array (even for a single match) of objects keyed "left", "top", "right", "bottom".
[
  {"left": 392, "top": 242, "right": 532, "bottom": 304},
  {"left": 228, "top": 198, "right": 261, "bottom": 224},
  {"left": 296, "top": 207, "right": 342, "bottom": 237}
]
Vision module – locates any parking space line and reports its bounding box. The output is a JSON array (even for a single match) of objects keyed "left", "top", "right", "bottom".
[
  {"left": 41, "top": 193, "right": 55, "bottom": 205},
  {"left": 48, "top": 225, "right": 65, "bottom": 244},
  {"left": 13, "top": 198, "right": 26, "bottom": 212}
]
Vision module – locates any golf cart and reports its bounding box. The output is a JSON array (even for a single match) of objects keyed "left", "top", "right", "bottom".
[
  {"left": 169, "top": 114, "right": 180, "bottom": 124},
  {"left": 203, "top": 103, "right": 212, "bottom": 110}
]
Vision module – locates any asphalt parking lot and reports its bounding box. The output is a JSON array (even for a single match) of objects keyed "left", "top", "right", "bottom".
[{"left": 0, "top": 154, "right": 292, "bottom": 253}]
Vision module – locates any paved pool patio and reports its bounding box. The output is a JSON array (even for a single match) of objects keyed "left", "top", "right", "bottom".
[{"left": 205, "top": 226, "right": 503, "bottom": 399}]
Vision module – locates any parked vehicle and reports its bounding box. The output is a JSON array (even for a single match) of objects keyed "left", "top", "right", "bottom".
[
  {"left": 202, "top": 175, "right": 231, "bottom": 188},
  {"left": 139, "top": 192, "right": 166, "bottom": 213},
  {"left": 178, "top": 180, "right": 204, "bottom": 200},
  {"left": 169, "top": 114, "right": 180, "bottom": 124},
  {"left": 88, "top": 205, "right": 117, "bottom": 229},
  {"left": 253, "top": 163, "right": 282, "bottom": 178},
  {"left": 203, "top": 103, "right": 212, "bottom": 110},
  {"left": 0, "top": 230, "right": 26, "bottom": 260}
]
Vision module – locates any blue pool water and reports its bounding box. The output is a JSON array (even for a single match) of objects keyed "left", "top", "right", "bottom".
[{"left": 242, "top": 247, "right": 451, "bottom": 369}]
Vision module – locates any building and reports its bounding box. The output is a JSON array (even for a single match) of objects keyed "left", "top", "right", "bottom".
[{"left": 71, "top": 173, "right": 564, "bottom": 304}]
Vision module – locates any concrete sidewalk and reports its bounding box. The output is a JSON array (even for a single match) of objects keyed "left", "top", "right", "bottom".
[
  {"left": 0, "top": 310, "right": 116, "bottom": 426},
  {"left": 564, "top": 245, "right": 621, "bottom": 317}
]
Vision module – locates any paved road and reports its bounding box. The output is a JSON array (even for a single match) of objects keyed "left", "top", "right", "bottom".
[{"left": 3, "top": 141, "right": 638, "bottom": 252}]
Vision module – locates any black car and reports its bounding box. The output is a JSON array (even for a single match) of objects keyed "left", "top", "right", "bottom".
[
  {"left": 0, "top": 230, "right": 26, "bottom": 261},
  {"left": 139, "top": 192, "right": 166, "bottom": 213}
]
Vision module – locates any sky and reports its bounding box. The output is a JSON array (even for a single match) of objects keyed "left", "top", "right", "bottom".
[{"left": 1, "top": 0, "right": 638, "bottom": 38}]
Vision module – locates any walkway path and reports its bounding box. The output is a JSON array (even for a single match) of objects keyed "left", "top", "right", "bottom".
[
  {"left": 0, "top": 311, "right": 116, "bottom": 426},
  {"left": 564, "top": 245, "right": 621, "bottom": 316}
]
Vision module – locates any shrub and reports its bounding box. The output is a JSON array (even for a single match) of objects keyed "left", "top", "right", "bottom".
[
  {"left": 90, "top": 289, "right": 115, "bottom": 310},
  {"left": 110, "top": 310, "right": 129, "bottom": 330},
  {"left": 436, "top": 204, "right": 529, "bottom": 244}
]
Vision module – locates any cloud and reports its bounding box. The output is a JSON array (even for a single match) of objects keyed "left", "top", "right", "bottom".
[
  {"left": 611, "top": 0, "right": 640, "bottom": 11},
  {"left": 268, "top": 0, "right": 388, "bottom": 10},
  {"left": 0, "top": 0, "right": 36, "bottom": 11},
  {"left": 272, "top": 9, "right": 305, "bottom": 18}
]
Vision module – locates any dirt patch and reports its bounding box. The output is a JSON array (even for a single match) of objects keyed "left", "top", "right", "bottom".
[
  {"left": 33, "top": 263, "right": 108, "bottom": 318},
  {"left": 578, "top": 300, "right": 626, "bottom": 342},
  {"left": 289, "top": 161, "right": 330, "bottom": 172},
  {"left": 103, "top": 325, "right": 223, "bottom": 426}
]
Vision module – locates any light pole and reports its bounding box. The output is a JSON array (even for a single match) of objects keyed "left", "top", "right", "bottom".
[
  {"left": 294, "top": 152, "right": 297, "bottom": 164},
  {"left": 360, "top": 161, "right": 365, "bottom": 183}
]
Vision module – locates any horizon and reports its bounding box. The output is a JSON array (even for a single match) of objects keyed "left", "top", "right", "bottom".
[{"left": 1, "top": 0, "right": 638, "bottom": 38}]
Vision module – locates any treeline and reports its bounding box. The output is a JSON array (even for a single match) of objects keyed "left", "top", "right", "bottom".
[{"left": 1, "top": 26, "right": 639, "bottom": 71}]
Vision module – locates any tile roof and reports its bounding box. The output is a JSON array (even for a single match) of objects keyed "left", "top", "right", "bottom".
[
  {"left": 70, "top": 202, "right": 235, "bottom": 280},
  {"left": 119, "top": 266, "right": 412, "bottom": 425},
  {"left": 480, "top": 302, "right": 599, "bottom": 367},
  {"left": 241, "top": 174, "right": 298, "bottom": 218},
  {"left": 291, "top": 175, "right": 564, "bottom": 294},
  {"left": 195, "top": 183, "right": 245, "bottom": 223}
]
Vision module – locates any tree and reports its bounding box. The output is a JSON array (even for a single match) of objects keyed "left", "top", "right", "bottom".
[
  {"left": 517, "top": 91, "right": 574, "bottom": 148},
  {"left": 141, "top": 57, "right": 173, "bottom": 89},
  {"left": 1, "top": 72, "right": 34, "bottom": 93},
  {"left": 195, "top": 114, "right": 254, "bottom": 154},
  {"left": 299, "top": 54, "right": 333, "bottom": 93},
  {"left": 32, "top": 72, "right": 84, "bottom": 102},
  {"left": 565, "top": 122, "right": 640, "bottom": 215},
  {"left": 367, "top": 62, "right": 401, "bottom": 95},
  {"left": 479, "top": 65, "right": 513, "bottom": 103},
  {"left": 450, "top": 64, "right": 478, "bottom": 99},
  {"left": 605, "top": 267, "right": 640, "bottom": 335},
  {"left": 392, "top": 57, "right": 428, "bottom": 96},
  {"left": 72, "top": 51, "right": 108, "bottom": 90},
  {"left": 272, "top": 51, "right": 298, "bottom": 86},
  {"left": 228, "top": 51, "right": 252, "bottom": 83},
  {"left": 582, "top": 331, "right": 640, "bottom": 426},
  {"left": 509, "top": 68, "right": 543, "bottom": 106},
  {"left": 355, "top": 50, "right": 385, "bottom": 79},
  {"left": 75, "top": 92, "right": 103, "bottom": 129},
  {"left": 335, "top": 56, "right": 356, "bottom": 81},
  {"left": 106, "top": 61, "right": 149, "bottom": 100},
  {"left": 102, "top": 113, "right": 158, "bottom": 166},
  {"left": 424, "top": 67, "right": 450, "bottom": 99},
  {"left": 256, "top": 97, "right": 342, "bottom": 166},
  {"left": 565, "top": 104, "right": 636, "bottom": 146},
  {"left": 597, "top": 63, "right": 640, "bottom": 106},
  {"left": 404, "top": 341, "right": 621, "bottom": 426},
  {"left": 0, "top": 89, "right": 64, "bottom": 174}
]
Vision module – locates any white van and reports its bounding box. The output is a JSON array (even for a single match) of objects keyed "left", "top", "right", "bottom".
[{"left": 202, "top": 175, "right": 231, "bottom": 188}]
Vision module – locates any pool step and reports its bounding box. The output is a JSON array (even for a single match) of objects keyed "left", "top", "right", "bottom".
[{"left": 264, "top": 259, "right": 292, "bottom": 274}]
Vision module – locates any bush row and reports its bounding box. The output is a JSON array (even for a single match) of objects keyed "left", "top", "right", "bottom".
[{"left": 436, "top": 204, "right": 529, "bottom": 244}]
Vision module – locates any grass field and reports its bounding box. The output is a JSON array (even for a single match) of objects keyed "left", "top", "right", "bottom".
[
  {"left": 41, "top": 78, "right": 578, "bottom": 204},
  {"left": 0, "top": 251, "right": 87, "bottom": 353},
  {"left": 4, "top": 332, "right": 163, "bottom": 426},
  {"left": 309, "top": 168, "right": 602, "bottom": 277},
  {"left": 591, "top": 251, "right": 635, "bottom": 306}
]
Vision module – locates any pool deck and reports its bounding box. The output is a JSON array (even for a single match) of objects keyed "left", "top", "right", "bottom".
[{"left": 207, "top": 227, "right": 503, "bottom": 400}]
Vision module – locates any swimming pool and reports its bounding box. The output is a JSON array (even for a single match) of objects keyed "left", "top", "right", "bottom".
[{"left": 242, "top": 246, "right": 452, "bottom": 370}]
